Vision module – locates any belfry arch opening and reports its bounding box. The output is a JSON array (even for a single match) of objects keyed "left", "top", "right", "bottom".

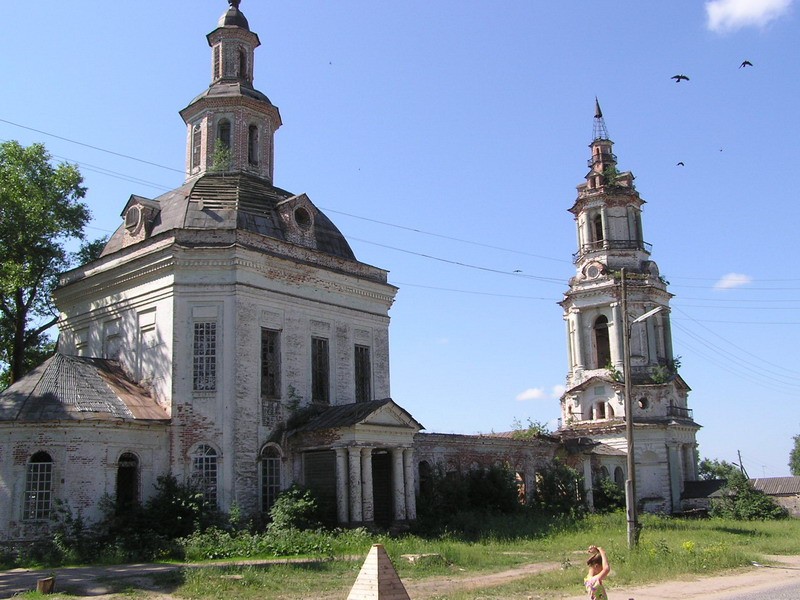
[{"left": 593, "top": 315, "right": 611, "bottom": 368}]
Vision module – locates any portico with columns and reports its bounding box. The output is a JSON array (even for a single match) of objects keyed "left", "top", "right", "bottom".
[{"left": 288, "top": 399, "right": 422, "bottom": 528}]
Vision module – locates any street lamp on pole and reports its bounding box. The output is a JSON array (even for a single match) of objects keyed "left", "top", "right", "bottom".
[{"left": 621, "top": 267, "right": 663, "bottom": 549}]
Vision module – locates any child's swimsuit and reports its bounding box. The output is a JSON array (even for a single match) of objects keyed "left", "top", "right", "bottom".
[{"left": 584, "top": 575, "right": 608, "bottom": 600}]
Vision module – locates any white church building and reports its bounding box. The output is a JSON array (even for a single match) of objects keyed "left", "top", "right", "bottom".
[{"left": 0, "top": 3, "right": 700, "bottom": 544}]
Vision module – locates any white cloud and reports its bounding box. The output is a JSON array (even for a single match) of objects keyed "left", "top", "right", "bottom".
[
  {"left": 714, "top": 272, "right": 753, "bottom": 290},
  {"left": 516, "top": 388, "right": 547, "bottom": 401},
  {"left": 706, "top": 0, "right": 793, "bottom": 32},
  {"left": 516, "top": 385, "right": 565, "bottom": 401}
]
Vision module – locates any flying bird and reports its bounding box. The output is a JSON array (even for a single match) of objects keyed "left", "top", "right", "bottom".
[
  {"left": 671, "top": 74, "right": 690, "bottom": 83},
  {"left": 740, "top": 60, "right": 753, "bottom": 68},
  {"left": 676, "top": 162, "right": 685, "bottom": 166}
]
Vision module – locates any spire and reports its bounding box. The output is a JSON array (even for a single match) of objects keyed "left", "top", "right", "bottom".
[{"left": 592, "top": 97, "right": 609, "bottom": 141}]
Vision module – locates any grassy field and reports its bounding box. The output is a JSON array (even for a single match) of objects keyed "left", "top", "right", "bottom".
[{"left": 135, "top": 512, "right": 800, "bottom": 600}]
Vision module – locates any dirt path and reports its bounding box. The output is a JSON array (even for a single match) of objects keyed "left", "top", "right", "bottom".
[{"left": 2, "top": 555, "right": 800, "bottom": 599}]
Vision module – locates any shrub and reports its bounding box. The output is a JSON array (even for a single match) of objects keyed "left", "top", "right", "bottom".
[
  {"left": 710, "top": 471, "right": 788, "bottom": 520},
  {"left": 532, "top": 459, "right": 586, "bottom": 517},
  {"left": 592, "top": 477, "right": 625, "bottom": 513},
  {"left": 268, "top": 485, "right": 324, "bottom": 532}
]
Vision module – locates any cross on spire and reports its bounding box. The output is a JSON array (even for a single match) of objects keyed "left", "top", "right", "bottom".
[{"left": 592, "top": 97, "right": 609, "bottom": 141}]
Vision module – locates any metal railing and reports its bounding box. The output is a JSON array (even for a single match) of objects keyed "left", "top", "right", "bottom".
[{"left": 667, "top": 406, "right": 693, "bottom": 419}]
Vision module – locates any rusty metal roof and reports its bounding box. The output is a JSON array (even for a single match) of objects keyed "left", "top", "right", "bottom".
[
  {"left": 289, "top": 398, "right": 422, "bottom": 434},
  {"left": 0, "top": 354, "right": 169, "bottom": 423},
  {"left": 100, "top": 173, "right": 356, "bottom": 261},
  {"left": 750, "top": 476, "right": 800, "bottom": 496}
]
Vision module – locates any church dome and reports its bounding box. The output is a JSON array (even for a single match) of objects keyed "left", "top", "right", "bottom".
[{"left": 218, "top": 5, "right": 249, "bottom": 30}]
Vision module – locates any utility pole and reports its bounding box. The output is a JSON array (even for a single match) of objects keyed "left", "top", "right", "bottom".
[{"left": 621, "top": 267, "right": 639, "bottom": 549}]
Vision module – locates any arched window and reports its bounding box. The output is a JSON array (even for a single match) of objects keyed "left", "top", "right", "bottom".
[
  {"left": 614, "top": 466, "right": 625, "bottom": 488},
  {"left": 217, "top": 119, "right": 231, "bottom": 149},
  {"left": 116, "top": 452, "right": 140, "bottom": 509},
  {"left": 191, "top": 124, "right": 202, "bottom": 171},
  {"left": 260, "top": 445, "right": 282, "bottom": 513},
  {"left": 417, "top": 460, "right": 433, "bottom": 501},
  {"left": 593, "top": 315, "right": 611, "bottom": 368},
  {"left": 592, "top": 214, "right": 604, "bottom": 245},
  {"left": 191, "top": 444, "right": 218, "bottom": 507},
  {"left": 248, "top": 125, "right": 259, "bottom": 166},
  {"left": 600, "top": 466, "right": 610, "bottom": 479},
  {"left": 24, "top": 451, "right": 53, "bottom": 521}
]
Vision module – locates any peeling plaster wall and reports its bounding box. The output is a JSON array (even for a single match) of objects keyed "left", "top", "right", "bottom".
[
  {"left": 0, "top": 423, "right": 169, "bottom": 543},
  {"left": 413, "top": 433, "right": 559, "bottom": 502}
]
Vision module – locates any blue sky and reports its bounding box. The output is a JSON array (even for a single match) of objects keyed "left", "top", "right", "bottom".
[{"left": 3, "top": 1, "right": 798, "bottom": 477}]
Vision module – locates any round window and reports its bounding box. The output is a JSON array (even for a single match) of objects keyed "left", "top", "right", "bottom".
[
  {"left": 294, "top": 207, "right": 312, "bottom": 230},
  {"left": 638, "top": 397, "right": 649, "bottom": 409}
]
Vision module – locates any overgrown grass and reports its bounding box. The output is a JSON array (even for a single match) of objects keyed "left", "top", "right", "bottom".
[
  {"left": 168, "top": 512, "right": 800, "bottom": 600},
  {"left": 7, "top": 513, "right": 800, "bottom": 599}
]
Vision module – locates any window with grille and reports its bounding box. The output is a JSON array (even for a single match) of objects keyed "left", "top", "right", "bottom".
[
  {"left": 261, "top": 446, "right": 281, "bottom": 513},
  {"left": 23, "top": 452, "right": 53, "bottom": 521},
  {"left": 191, "top": 124, "right": 202, "bottom": 171},
  {"left": 217, "top": 119, "right": 231, "bottom": 149},
  {"left": 193, "top": 321, "right": 217, "bottom": 391},
  {"left": 261, "top": 328, "right": 280, "bottom": 399},
  {"left": 311, "top": 337, "right": 329, "bottom": 404},
  {"left": 192, "top": 444, "right": 218, "bottom": 507},
  {"left": 355, "top": 345, "right": 371, "bottom": 403},
  {"left": 213, "top": 45, "right": 221, "bottom": 79}
]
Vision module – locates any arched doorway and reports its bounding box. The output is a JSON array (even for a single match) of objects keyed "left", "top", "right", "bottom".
[{"left": 116, "top": 452, "right": 140, "bottom": 509}]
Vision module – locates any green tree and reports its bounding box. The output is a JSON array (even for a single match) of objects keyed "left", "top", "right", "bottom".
[
  {"left": 0, "top": 141, "right": 89, "bottom": 385},
  {"left": 510, "top": 417, "right": 552, "bottom": 439},
  {"left": 698, "top": 457, "right": 740, "bottom": 480},
  {"left": 710, "top": 470, "right": 787, "bottom": 520},
  {"left": 790, "top": 434, "right": 800, "bottom": 476}
]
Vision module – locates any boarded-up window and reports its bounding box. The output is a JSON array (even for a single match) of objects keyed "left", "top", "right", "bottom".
[
  {"left": 248, "top": 125, "right": 259, "bottom": 166},
  {"left": 354, "top": 345, "right": 371, "bottom": 403},
  {"left": 312, "top": 337, "right": 329, "bottom": 404},
  {"left": 303, "top": 450, "right": 337, "bottom": 523},
  {"left": 261, "top": 328, "right": 280, "bottom": 399}
]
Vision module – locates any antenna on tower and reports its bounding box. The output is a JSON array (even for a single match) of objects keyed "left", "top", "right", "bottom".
[{"left": 592, "top": 97, "right": 609, "bottom": 141}]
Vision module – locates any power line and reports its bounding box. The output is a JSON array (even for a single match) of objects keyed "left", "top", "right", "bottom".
[{"left": 0, "top": 117, "right": 186, "bottom": 174}]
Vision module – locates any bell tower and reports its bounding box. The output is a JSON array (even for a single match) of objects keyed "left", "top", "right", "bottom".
[
  {"left": 558, "top": 101, "right": 700, "bottom": 514},
  {"left": 179, "top": 0, "right": 282, "bottom": 182}
]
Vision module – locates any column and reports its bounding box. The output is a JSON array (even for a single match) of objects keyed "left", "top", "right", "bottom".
[
  {"left": 667, "top": 444, "right": 682, "bottom": 513},
  {"left": 612, "top": 302, "right": 624, "bottom": 371},
  {"left": 335, "top": 448, "right": 349, "bottom": 524},
  {"left": 391, "top": 447, "right": 407, "bottom": 521},
  {"left": 600, "top": 206, "right": 608, "bottom": 248},
  {"left": 403, "top": 448, "right": 416, "bottom": 521},
  {"left": 573, "top": 310, "right": 585, "bottom": 371},
  {"left": 583, "top": 456, "right": 594, "bottom": 512},
  {"left": 348, "top": 447, "right": 363, "bottom": 523},
  {"left": 646, "top": 317, "right": 658, "bottom": 365},
  {"left": 360, "top": 448, "right": 374, "bottom": 524}
]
